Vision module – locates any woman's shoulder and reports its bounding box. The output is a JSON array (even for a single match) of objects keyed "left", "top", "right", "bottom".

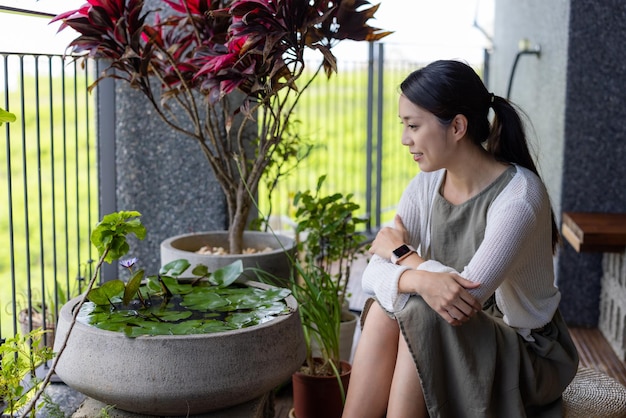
[
  {"left": 500, "top": 165, "right": 550, "bottom": 208},
  {"left": 510, "top": 165, "right": 546, "bottom": 192}
]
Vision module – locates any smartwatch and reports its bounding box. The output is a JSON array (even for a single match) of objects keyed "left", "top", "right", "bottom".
[{"left": 390, "top": 244, "right": 416, "bottom": 264}]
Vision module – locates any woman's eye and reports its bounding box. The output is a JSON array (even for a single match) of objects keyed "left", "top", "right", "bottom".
[{"left": 400, "top": 121, "right": 418, "bottom": 130}]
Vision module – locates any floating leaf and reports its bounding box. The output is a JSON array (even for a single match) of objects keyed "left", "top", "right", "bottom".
[
  {"left": 152, "top": 309, "right": 192, "bottom": 322},
  {"left": 226, "top": 312, "right": 258, "bottom": 328},
  {"left": 262, "top": 287, "right": 292, "bottom": 303},
  {"left": 225, "top": 289, "right": 267, "bottom": 310},
  {"left": 160, "top": 259, "right": 191, "bottom": 277},
  {"left": 191, "top": 264, "right": 209, "bottom": 277},
  {"left": 87, "top": 279, "right": 125, "bottom": 305},
  {"left": 196, "top": 320, "right": 236, "bottom": 334},
  {"left": 210, "top": 260, "right": 243, "bottom": 287},
  {"left": 255, "top": 301, "right": 291, "bottom": 317},
  {"left": 77, "top": 260, "right": 289, "bottom": 337},
  {"left": 181, "top": 290, "right": 230, "bottom": 311}
]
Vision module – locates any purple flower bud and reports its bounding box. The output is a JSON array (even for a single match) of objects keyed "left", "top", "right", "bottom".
[{"left": 120, "top": 257, "right": 138, "bottom": 269}]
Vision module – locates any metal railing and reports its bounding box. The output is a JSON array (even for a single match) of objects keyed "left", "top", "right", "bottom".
[
  {"left": 1, "top": 7, "right": 486, "bottom": 344},
  {"left": 0, "top": 45, "right": 419, "bottom": 345},
  {"left": 1, "top": 52, "right": 99, "bottom": 345}
]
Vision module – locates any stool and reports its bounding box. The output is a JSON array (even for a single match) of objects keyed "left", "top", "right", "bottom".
[{"left": 563, "top": 367, "right": 626, "bottom": 417}]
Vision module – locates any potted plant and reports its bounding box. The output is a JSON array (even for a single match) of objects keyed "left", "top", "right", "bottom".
[
  {"left": 288, "top": 176, "right": 367, "bottom": 418},
  {"left": 20, "top": 210, "right": 305, "bottom": 417},
  {"left": 17, "top": 279, "right": 82, "bottom": 351},
  {"left": 52, "top": 0, "right": 391, "bottom": 261},
  {"left": 17, "top": 296, "right": 57, "bottom": 351}
]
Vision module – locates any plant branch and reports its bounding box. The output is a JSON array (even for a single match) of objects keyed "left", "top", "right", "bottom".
[{"left": 19, "top": 249, "right": 110, "bottom": 418}]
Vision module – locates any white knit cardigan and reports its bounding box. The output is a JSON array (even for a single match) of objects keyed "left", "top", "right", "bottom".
[{"left": 362, "top": 165, "right": 560, "bottom": 337}]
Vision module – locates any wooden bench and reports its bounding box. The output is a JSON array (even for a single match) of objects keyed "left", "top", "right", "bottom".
[{"left": 562, "top": 212, "right": 626, "bottom": 253}]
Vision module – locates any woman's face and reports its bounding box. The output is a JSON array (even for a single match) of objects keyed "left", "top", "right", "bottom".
[{"left": 398, "top": 94, "right": 456, "bottom": 172}]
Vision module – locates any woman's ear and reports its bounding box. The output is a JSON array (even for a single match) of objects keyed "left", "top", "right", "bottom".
[{"left": 451, "top": 114, "right": 468, "bottom": 139}]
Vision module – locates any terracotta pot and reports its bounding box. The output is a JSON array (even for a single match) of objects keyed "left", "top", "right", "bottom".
[
  {"left": 18, "top": 309, "right": 55, "bottom": 349},
  {"left": 160, "top": 230, "right": 296, "bottom": 286},
  {"left": 292, "top": 360, "right": 351, "bottom": 418}
]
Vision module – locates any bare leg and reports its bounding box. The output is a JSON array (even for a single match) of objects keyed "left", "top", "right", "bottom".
[
  {"left": 342, "top": 302, "right": 400, "bottom": 418},
  {"left": 386, "top": 332, "right": 428, "bottom": 418}
]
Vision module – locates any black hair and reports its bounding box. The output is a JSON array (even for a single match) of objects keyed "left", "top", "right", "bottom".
[{"left": 400, "top": 60, "right": 560, "bottom": 252}]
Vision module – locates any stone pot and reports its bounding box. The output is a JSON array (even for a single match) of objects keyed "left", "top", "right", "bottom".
[
  {"left": 53, "top": 281, "right": 306, "bottom": 416},
  {"left": 160, "top": 231, "right": 296, "bottom": 286}
]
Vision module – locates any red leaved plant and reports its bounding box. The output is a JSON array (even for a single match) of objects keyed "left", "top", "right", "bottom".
[{"left": 53, "top": 0, "right": 391, "bottom": 253}]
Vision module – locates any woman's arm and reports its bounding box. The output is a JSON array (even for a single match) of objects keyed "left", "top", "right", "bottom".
[{"left": 370, "top": 215, "right": 482, "bottom": 324}]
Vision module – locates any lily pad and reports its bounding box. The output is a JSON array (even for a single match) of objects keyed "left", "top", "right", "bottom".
[
  {"left": 87, "top": 280, "right": 125, "bottom": 305},
  {"left": 180, "top": 290, "right": 231, "bottom": 311},
  {"left": 77, "top": 260, "right": 290, "bottom": 338}
]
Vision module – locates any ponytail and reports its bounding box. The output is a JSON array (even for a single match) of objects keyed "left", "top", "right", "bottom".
[{"left": 488, "top": 96, "right": 560, "bottom": 252}]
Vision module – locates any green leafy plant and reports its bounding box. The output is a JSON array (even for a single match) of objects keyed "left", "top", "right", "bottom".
[
  {"left": 19, "top": 210, "right": 147, "bottom": 416},
  {"left": 0, "top": 329, "right": 55, "bottom": 417},
  {"left": 294, "top": 175, "right": 368, "bottom": 311},
  {"left": 0, "top": 107, "right": 16, "bottom": 126},
  {"left": 292, "top": 176, "right": 367, "bottom": 375},
  {"left": 256, "top": 175, "right": 366, "bottom": 386},
  {"left": 52, "top": 0, "right": 391, "bottom": 254},
  {"left": 80, "top": 258, "right": 291, "bottom": 337},
  {"left": 19, "top": 210, "right": 294, "bottom": 416}
]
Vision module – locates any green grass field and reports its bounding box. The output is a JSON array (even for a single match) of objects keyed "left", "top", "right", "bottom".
[
  {"left": 0, "top": 57, "right": 421, "bottom": 340},
  {"left": 257, "top": 62, "right": 420, "bottom": 229},
  {"left": 1, "top": 55, "right": 99, "bottom": 339}
]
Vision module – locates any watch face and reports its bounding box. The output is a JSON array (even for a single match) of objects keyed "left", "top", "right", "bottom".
[{"left": 393, "top": 244, "right": 411, "bottom": 258}]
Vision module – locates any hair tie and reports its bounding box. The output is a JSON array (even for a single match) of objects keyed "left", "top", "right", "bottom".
[{"left": 489, "top": 93, "right": 495, "bottom": 104}]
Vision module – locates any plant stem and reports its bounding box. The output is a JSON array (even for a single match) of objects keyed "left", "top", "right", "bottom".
[{"left": 18, "top": 248, "right": 110, "bottom": 418}]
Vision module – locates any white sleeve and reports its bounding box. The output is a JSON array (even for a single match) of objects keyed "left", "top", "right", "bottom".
[
  {"left": 445, "top": 173, "right": 548, "bottom": 304},
  {"left": 361, "top": 254, "right": 412, "bottom": 312},
  {"left": 360, "top": 172, "right": 435, "bottom": 313}
]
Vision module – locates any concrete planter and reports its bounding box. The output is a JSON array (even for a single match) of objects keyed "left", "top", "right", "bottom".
[
  {"left": 160, "top": 231, "right": 296, "bottom": 286},
  {"left": 53, "top": 282, "right": 306, "bottom": 416}
]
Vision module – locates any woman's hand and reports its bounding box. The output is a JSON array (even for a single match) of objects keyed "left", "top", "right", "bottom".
[
  {"left": 402, "top": 270, "right": 482, "bottom": 326},
  {"left": 369, "top": 215, "right": 409, "bottom": 259}
]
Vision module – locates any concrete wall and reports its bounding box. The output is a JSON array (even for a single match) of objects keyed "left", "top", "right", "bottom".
[
  {"left": 490, "top": 0, "right": 569, "bottom": 224},
  {"left": 113, "top": 85, "right": 229, "bottom": 273},
  {"left": 492, "top": 0, "right": 626, "bottom": 326}
]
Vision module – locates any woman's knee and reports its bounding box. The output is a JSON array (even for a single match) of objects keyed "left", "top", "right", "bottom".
[{"left": 362, "top": 301, "right": 400, "bottom": 340}]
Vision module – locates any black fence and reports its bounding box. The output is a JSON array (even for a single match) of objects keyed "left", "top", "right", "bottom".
[{"left": 1, "top": 38, "right": 485, "bottom": 344}]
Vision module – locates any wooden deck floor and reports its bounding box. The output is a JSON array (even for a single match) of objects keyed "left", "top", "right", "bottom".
[{"left": 569, "top": 326, "right": 626, "bottom": 385}]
